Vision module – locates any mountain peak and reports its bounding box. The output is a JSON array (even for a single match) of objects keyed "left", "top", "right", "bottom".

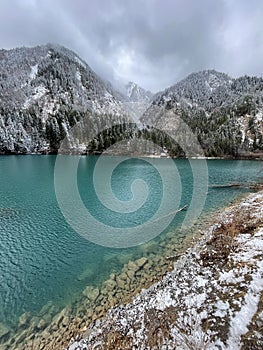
[
  {"left": 150, "top": 69, "right": 234, "bottom": 110},
  {"left": 0, "top": 44, "right": 129, "bottom": 153},
  {"left": 125, "top": 81, "right": 153, "bottom": 103},
  {"left": 184, "top": 69, "right": 232, "bottom": 88}
]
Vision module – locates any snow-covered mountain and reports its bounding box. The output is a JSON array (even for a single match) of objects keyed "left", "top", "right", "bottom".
[
  {"left": 125, "top": 81, "right": 153, "bottom": 103},
  {"left": 141, "top": 70, "right": 263, "bottom": 157},
  {"left": 0, "top": 46, "right": 262, "bottom": 158},
  {"left": 0, "top": 44, "right": 129, "bottom": 153},
  {"left": 113, "top": 81, "right": 154, "bottom": 123}
]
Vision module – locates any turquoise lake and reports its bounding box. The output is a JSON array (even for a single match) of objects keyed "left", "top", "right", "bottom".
[{"left": 0, "top": 155, "right": 262, "bottom": 327}]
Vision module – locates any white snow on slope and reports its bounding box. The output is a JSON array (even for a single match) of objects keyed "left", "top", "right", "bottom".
[
  {"left": 23, "top": 86, "right": 47, "bottom": 109},
  {"left": 29, "top": 64, "right": 38, "bottom": 80}
]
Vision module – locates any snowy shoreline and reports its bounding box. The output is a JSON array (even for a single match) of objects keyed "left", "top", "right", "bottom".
[
  {"left": 67, "top": 191, "right": 263, "bottom": 350},
  {"left": 1, "top": 152, "right": 263, "bottom": 161}
]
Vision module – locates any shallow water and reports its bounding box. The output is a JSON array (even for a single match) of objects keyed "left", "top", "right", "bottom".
[{"left": 0, "top": 155, "right": 261, "bottom": 327}]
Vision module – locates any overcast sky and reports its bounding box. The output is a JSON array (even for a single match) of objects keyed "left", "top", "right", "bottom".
[{"left": 0, "top": 0, "right": 262, "bottom": 92}]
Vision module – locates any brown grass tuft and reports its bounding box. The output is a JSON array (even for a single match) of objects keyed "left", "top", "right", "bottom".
[{"left": 200, "top": 212, "right": 260, "bottom": 267}]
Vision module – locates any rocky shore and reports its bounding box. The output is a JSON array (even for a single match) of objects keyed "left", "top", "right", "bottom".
[
  {"left": 66, "top": 191, "right": 263, "bottom": 350},
  {"left": 0, "top": 204, "right": 207, "bottom": 350}
]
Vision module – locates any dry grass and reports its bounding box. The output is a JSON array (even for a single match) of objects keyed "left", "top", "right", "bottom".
[
  {"left": 106, "top": 331, "right": 133, "bottom": 350},
  {"left": 200, "top": 212, "right": 260, "bottom": 267}
]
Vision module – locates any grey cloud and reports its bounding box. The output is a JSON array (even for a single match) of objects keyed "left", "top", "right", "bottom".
[{"left": 0, "top": 0, "right": 262, "bottom": 92}]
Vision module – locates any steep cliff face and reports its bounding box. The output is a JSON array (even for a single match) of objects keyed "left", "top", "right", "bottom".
[
  {"left": 141, "top": 70, "right": 263, "bottom": 157},
  {"left": 0, "top": 44, "right": 128, "bottom": 153}
]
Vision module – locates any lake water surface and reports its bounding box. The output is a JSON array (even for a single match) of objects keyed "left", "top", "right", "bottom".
[{"left": 0, "top": 155, "right": 262, "bottom": 328}]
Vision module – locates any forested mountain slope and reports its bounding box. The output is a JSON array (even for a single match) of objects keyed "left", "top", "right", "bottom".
[
  {"left": 0, "top": 44, "right": 128, "bottom": 153},
  {"left": 141, "top": 70, "right": 263, "bottom": 157},
  {"left": 0, "top": 45, "right": 262, "bottom": 157}
]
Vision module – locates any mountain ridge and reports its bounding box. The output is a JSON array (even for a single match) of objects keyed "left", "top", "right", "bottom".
[
  {"left": 141, "top": 69, "right": 263, "bottom": 157},
  {"left": 0, "top": 44, "right": 262, "bottom": 157},
  {"left": 0, "top": 44, "right": 131, "bottom": 153}
]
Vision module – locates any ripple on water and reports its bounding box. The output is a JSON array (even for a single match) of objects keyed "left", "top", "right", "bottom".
[{"left": 0, "top": 156, "right": 261, "bottom": 333}]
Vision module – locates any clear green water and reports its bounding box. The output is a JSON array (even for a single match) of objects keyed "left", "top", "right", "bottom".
[{"left": 0, "top": 156, "right": 262, "bottom": 327}]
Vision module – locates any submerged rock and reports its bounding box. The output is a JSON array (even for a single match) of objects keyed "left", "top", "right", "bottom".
[
  {"left": 37, "top": 318, "right": 49, "bottom": 330},
  {"left": 116, "top": 276, "right": 126, "bottom": 289},
  {"left": 126, "top": 270, "right": 135, "bottom": 279},
  {"left": 103, "top": 275, "right": 116, "bottom": 290},
  {"left": 136, "top": 257, "right": 148, "bottom": 268},
  {"left": 18, "top": 312, "right": 31, "bottom": 328},
  {"left": 0, "top": 322, "right": 10, "bottom": 341},
  {"left": 82, "top": 286, "right": 100, "bottom": 302},
  {"left": 127, "top": 260, "right": 138, "bottom": 272}
]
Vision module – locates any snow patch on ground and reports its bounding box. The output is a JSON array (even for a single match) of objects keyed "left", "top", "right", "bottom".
[{"left": 226, "top": 231, "right": 263, "bottom": 349}]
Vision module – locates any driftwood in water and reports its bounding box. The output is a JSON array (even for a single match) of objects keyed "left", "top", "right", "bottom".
[
  {"left": 177, "top": 204, "right": 188, "bottom": 212},
  {"left": 210, "top": 183, "right": 242, "bottom": 188},
  {"left": 151, "top": 205, "right": 188, "bottom": 224}
]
